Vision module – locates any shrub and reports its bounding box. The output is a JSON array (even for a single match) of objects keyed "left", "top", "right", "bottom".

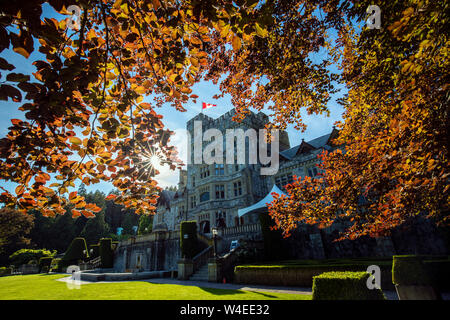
[
  {"left": 9, "top": 249, "right": 55, "bottom": 267},
  {"left": 99, "top": 238, "right": 114, "bottom": 268},
  {"left": 50, "top": 258, "right": 61, "bottom": 272},
  {"left": 392, "top": 255, "right": 432, "bottom": 286},
  {"left": 312, "top": 271, "right": 385, "bottom": 300},
  {"left": 39, "top": 257, "right": 53, "bottom": 273},
  {"left": 259, "top": 212, "right": 288, "bottom": 261},
  {"left": 61, "top": 237, "right": 89, "bottom": 267},
  {"left": 0, "top": 267, "right": 13, "bottom": 276},
  {"left": 180, "top": 221, "right": 198, "bottom": 259},
  {"left": 234, "top": 262, "right": 394, "bottom": 289},
  {"left": 423, "top": 259, "right": 450, "bottom": 291},
  {"left": 89, "top": 244, "right": 100, "bottom": 258}
]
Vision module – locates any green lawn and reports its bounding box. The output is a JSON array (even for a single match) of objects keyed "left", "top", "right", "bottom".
[{"left": 0, "top": 274, "right": 311, "bottom": 300}]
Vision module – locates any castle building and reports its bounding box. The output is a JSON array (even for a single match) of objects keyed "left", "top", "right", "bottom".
[
  {"left": 153, "top": 108, "right": 339, "bottom": 239},
  {"left": 114, "top": 108, "right": 447, "bottom": 272}
]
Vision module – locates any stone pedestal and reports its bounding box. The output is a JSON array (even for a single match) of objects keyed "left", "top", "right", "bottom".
[
  {"left": 208, "top": 258, "right": 222, "bottom": 283},
  {"left": 177, "top": 259, "right": 194, "bottom": 280}
]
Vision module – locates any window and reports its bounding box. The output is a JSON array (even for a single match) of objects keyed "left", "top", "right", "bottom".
[
  {"left": 215, "top": 184, "right": 225, "bottom": 199},
  {"left": 275, "top": 174, "right": 294, "bottom": 190},
  {"left": 215, "top": 164, "right": 224, "bottom": 175},
  {"left": 192, "top": 175, "right": 196, "bottom": 187},
  {"left": 234, "top": 216, "right": 245, "bottom": 226},
  {"left": 233, "top": 181, "right": 242, "bottom": 197},
  {"left": 199, "top": 186, "right": 210, "bottom": 202},
  {"left": 200, "top": 166, "right": 210, "bottom": 179},
  {"left": 190, "top": 195, "right": 196, "bottom": 209},
  {"left": 308, "top": 167, "right": 318, "bottom": 177},
  {"left": 215, "top": 210, "right": 227, "bottom": 228}
]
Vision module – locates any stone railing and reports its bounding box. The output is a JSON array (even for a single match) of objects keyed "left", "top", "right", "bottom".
[
  {"left": 193, "top": 246, "right": 213, "bottom": 272},
  {"left": 119, "top": 230, "right": 180, "bottom": 247},
  {"left": 218, "top": 223, "right": 261, "bottom": 237}
]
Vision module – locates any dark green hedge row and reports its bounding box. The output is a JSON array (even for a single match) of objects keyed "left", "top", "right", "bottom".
[
  {"left": 312, "top": 271, "right": 385, "bottom": 300},
  {"left": 180, "top": 221, "right": 198, "bottom": 259},
  {"left": 99, "top": 238, "right": 114, "bottom": 268},
  {"left": 89, "top": 244, "right": 100, "bottom": 258},
  {"left": 59, "top": 237, "right": 89, "bottom": 271},
  {"left": 0, "top": 267, "right": 13, "bottom": 276},
  {"left": 234, "top": 264, "right": 394, "bottom": 289},
  {"left": 9, "top": 249, "right": 55, "bottom": 267},
  {"left": 393, "top": 255, "right": 450, "bottom": 290},
  {"left": 38, "top": 257, "right": 53, "bottom": 273}
]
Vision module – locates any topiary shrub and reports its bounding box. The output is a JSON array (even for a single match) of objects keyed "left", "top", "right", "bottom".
[
  {"left": 312, "top": 271, "right": 385, "bottom": 300},
  {"left": 180, "top": 221, "right": 198, "bottom": 259},
  {"left": 9, "top": 249, "right": 55, "bottom": 267},
  {"left": 39, "top": 257, "right": 53, "bottom": 273},
  {"left": 61, "top": 237, "right": 89, "bottom": 270},
  {"left": 99, "top": 238, "right": 114, "bottom": 268},
  {"left": 89, "top": 244, "right": 100, "bottom": 258},
  {"left": 392, "top": 255, "right": 432, "bottom": 286}
]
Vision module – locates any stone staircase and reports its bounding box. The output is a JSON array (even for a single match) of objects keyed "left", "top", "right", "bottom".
[{"left": 189, "top": 263, "right": 209, "bottom": 282}]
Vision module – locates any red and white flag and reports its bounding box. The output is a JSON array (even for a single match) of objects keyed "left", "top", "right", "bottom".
[{"left": 202, "top": 102, "right": 217, "bottom": 110}]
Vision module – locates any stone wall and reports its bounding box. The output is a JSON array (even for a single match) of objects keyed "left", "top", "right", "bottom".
[
  {"left": 113, "top": 231, "right": 180, "bottom": 272},
  {"left": 282, "top": 217, "right": 449, "bottom": 260}
]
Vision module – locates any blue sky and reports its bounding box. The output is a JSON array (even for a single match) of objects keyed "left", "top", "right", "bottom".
[{"left": 0, "top": 3, "right": 345, "bottom": 194}]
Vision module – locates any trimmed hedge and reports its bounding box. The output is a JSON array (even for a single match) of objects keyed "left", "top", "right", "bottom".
[
  {"left": 89, "top": 244, "right": 100, "bottom": 258},
  {"left": 180, "top": 221, "right": 198, "bottom": 259},
  {"left": 392, "top": 255, "right": 432, "bottom": 286},
  {"left": 424, "top": 258, "right": 450, "bottom": 291},
  {"left": 60, "top": 238, "right": 89, "bottom": 271},
  {"left": 0, "top": 267, "right": 13, "bottom": 276},
  {"left": 312, "top": 271, "right": 385, "bottom": 300},
  {"left": 9, "top": 249, "right": 55, "bottom": 267},
  {"left": 50, "top": 258, "right": 62, "bottom": 272},
  {"left": 234, "top": 262, "right": 394, "bottom": 289},
  {"left": 38, "top": 257, "right": 53, "bottom": 273},
  {"left": 99, "top": 238, "right": 114, "bottom": 268}
]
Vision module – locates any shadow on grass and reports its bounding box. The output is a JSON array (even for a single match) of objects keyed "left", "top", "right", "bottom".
[
  {"left": 245, "top": 290, "right": 277, "bottom": 298},
  {"left": 199, "top": 287, "right": 246, "bottom": 296}
]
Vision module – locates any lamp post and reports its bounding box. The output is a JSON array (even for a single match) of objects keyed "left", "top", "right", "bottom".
[{"left": 212, "top": 227, "right": 218, "bottom": 258}]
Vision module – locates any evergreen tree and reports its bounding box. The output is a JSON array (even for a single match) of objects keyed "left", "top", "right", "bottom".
[
  {"left": 138, "top": 214, "right": 153, "bottom": 235},
  {"left": 51, "top": 211, "right": 76, "bottom": 253},
  {"left": 80, "top": 212, "right": 110, "bottom": 246}
]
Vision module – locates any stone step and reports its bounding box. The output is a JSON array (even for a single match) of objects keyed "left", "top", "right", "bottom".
[{"left": 190, "top": 276, "right": 208, "bottom": 281}]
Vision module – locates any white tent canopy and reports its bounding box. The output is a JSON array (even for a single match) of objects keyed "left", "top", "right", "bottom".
[{"left": 238, "top": 184, "right": 287, "bottom": 217}]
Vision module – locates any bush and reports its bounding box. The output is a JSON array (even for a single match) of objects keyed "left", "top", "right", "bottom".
[
  {"left": 89, "top": 244, "right": 100, "bottom": 258},
  {"left": 50, "top": 258, "right": 61, "bottom": 272},
  {"left": 259, "top": 212, "right": 288, "bottom": 261},
  {"left": 9, "top": 249, "right": 55, "bottom": 267},
  {"left": 99, "top": 238, "right": 114, "bottom": 268},
  {"left": 61, "top": 237, "right": 89, "bottom": 267},
  {"left": 423, "top": 258, "right": 450, "bottom": 291},
  {"left": 234, "top": 261, "right": 394, "bottom": 289},
  {"left": 312, "top": 271, "right": 385, "bottom": 300},
  {"left": 392, "top": 255, "right": 432, "bottom": 286},
  {"left": 39, "top": 257, "right": 53, "bottom": 273},
  {"left": 180, "top": 221, "right": 198, "bottom": 259},
  {"left": 0, "top": 266, "right": 13, "bottom": 276}
]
